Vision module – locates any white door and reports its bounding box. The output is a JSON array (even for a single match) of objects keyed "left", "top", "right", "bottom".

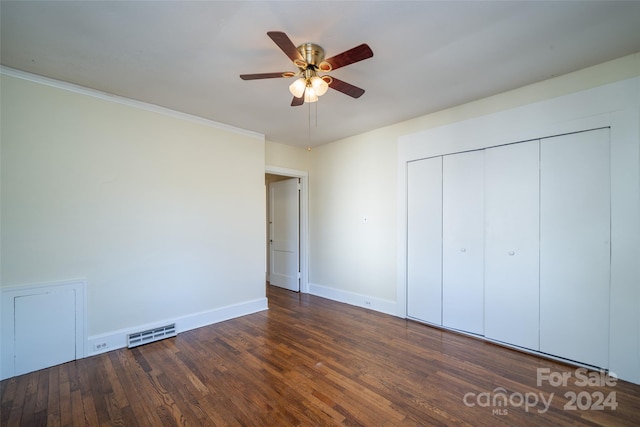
[
  {"left": 15, "top": 289, "right": 77, "bottom": 375},
  {"left": 407, "top": 157, "right": 443, "bottom": 324},
  {"left": 540, "top": 128, "right": 610, "bottom": 368},
  {"left": 269, "top": 178, "right": 300, "bottom": 291},
  {"left": 484, "top": 141, "right": 540, "bottom": 350},
  {"left": 442, "top": 150, "right": 485, "bottom": 335}
]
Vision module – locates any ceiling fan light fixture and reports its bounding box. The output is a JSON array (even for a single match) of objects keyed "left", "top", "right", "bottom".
[
  {"left": 290, "top": 71, "right": 327, "bottom": 102},
  {"left": 240, "top": 32, "right": 373, "bottom": 106},
  {"left": 289, "top": 77, "right": 306, "bottom": 98}
]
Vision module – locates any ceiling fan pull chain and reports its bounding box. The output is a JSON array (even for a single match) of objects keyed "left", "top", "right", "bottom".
[{"left": 308, "top": 98, "right": 311, "bottom": 139}]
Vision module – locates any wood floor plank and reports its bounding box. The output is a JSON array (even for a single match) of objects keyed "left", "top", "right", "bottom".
[
  {"left": 2, "top": 285, "right": 640, "bottom": 426},
  {"left": 69, "top": 389, "right": 84, "bottom": 426},
  {"left": 44, "top": 368, "right": 60, "bottom": 427},
  {"left": 17, "top": 372, "right": 39, "bottom": 426},
  {"left": 5, "top": 375, "right": 27, "bottom": 426},
  {"left": 56, "top": 363, "right": 72, "bottom": 427}
]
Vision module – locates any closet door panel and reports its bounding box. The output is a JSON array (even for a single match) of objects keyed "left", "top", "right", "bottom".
[
  {"left": 484, "top": 141, "right": 540, "bottom": 350},
  {"left": 540, "top": 128, "right": 610, "bottom": 368},
  {"left": 407, "top": 158, "right": 443, "bottom": 324},
  {"left": 442, "top": 151, "right": 484, "bottom": 335}
]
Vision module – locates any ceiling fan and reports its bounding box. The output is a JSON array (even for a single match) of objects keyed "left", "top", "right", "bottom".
[{"left": 240, "top": 31, "right": 373, "bottom": 106}]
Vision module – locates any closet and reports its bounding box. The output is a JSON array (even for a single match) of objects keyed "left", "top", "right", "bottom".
[{"left": 406, "top": 128, "right": 611, "bottom": 368}]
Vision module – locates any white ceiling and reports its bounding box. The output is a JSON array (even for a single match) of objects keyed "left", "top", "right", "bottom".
[{"left": 2, "top": 1, "right": 640, "bottom": 148}]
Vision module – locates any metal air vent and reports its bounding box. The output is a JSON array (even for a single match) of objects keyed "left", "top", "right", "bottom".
[{"left": 127, "top": 324, "right": 176, "bottom": 348}]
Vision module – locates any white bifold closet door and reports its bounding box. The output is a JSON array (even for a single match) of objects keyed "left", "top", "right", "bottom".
[
  {"left": 407, "top": 157, "right": 443, "bottom": 324},
  {"left": 540, "top": 128, "right": 610, "bottom": 368},
  {"left": 442, "top": 150, "right": 484, "bottom": 335},
  {"left": 484, "top": 141, "right": 540, "bottom": 350}
]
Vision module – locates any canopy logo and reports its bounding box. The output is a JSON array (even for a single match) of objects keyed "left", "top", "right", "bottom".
[{"left": 462, "top": 387, "right": 553, "bottom": 415}]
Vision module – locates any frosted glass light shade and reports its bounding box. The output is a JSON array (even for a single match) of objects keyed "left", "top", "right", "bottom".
[
  {"left": 289, "top": 78, "right": 306, "bottom": 98},
  {"left": 310, "top": 76, "right": 329, "bottom": 96},
  {"left": 304, "top": 87, "right": 318, "bottom": 103}
]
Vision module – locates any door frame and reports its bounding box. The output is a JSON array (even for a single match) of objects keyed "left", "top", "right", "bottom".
[{"left": 265, "top": 165, "right": 309, "bottom": 294}]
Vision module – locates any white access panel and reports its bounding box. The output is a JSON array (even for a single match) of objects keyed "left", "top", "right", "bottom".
[
  {"left": 540, "top": 128, "right": 610, "bottom": 368},
  {"left": 407, "top": 157, "right": 443, "bottom": 324},
  {"left": 442, "top": 150, "right": 485, "bottom": 335},
  {"left": 14, "top": 289, "right": 77, "bottom": 375},
  {"left": 484, "top": 141, "right": 540, "bottom": 350}
]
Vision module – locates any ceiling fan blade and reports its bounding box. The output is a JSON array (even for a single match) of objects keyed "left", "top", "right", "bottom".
[
  {"left": 291, "top": 96, "right": 304, "bottom": 107},
  {"left": 328, "top": 77, "right": 365, "bottom": 98},
  {"left": 267, "top": 31, "right": 303, "bottom": 63},
  {"left": 240, "top": 72, "right": 294, "bottom": 80},
  {"left": 323, "top": 43, "right": 373, "bottom": 71}
]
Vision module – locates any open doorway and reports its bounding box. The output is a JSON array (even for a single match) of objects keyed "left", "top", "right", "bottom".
[
  {"left": 265, "top": 166, "right": 308, "bottom": 294},
  {"left": 266, "top": 175, "right": 299, "bottom": 291}
]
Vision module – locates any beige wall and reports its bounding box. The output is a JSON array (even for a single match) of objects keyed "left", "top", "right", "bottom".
[
  {"left": 309, "top": 127, "right": 399, "bottom": 300},
  {"left": 1, "top": 74, "right": 266, "bottom": 337},
  {"left": 265, "top": 139, "right": 310, "bottom": 171}
]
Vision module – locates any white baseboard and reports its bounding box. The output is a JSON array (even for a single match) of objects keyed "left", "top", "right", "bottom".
[
  {"left": 87, "top": 297, "right": 268, "bottom": 356},
  {"left": 308, "top": 283, "right": 398, "bottom": 317}
]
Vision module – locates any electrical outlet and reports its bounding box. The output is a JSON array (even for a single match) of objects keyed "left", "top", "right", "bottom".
[
  {"left": 93, "top": 342, "right": 108, "bottom": 352},
  {"left": 364, "top": 299, "right": 372, "bottom": 307}
]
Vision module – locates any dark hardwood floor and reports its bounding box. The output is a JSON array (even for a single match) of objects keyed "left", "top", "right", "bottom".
[{"left": 2, "top": 285, "right": 639, "bottom": 426}]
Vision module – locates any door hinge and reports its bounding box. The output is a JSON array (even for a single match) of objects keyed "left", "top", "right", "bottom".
[{"left": 297, "top": 271, "right": 301, "bottom": 279}]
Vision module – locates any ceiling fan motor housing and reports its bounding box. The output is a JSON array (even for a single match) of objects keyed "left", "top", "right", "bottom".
[{"left": 297, "top": 43, "right": 330, "bottom": 71}]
